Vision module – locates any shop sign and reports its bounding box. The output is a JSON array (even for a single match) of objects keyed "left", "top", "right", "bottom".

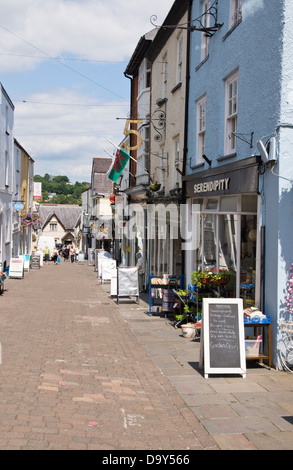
[
  {"left": 194, "top": 178, "right": 230, "bottom": 194},
  {"left": 185, "top": 158, "right": 260, "bottom": 198}
]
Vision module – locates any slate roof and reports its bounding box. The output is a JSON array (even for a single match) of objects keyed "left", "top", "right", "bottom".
[
  {"left": 39, "top": 205, "right": 82, "bottom": 230},
  {"left": 92, "top": 158, "right": 113, "bottom": 196}
]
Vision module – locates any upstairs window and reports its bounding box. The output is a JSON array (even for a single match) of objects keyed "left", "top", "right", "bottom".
[
  {"left": 176, "top": 34, "right": 183, "bottom": 84},
  {"left": 230, "top": 0, "right": 242, "bottom": 28},
  {"left": 174, "top": 138, "right": 180, "bottom": 187},
  {"left": 138, "top": 59, "right": 151, "bottom": 95},
  {"left": 225, "top": 71, "right": 238, "bottom": 154},
  {"left": 201, "top": 0, "right": 210, "bottom": 61},
  {"left": 197, "top": 95, "right": 206, "bottom": 162},
  {"left": 162, "top": 54, "right": 168, "bottom": 98}
]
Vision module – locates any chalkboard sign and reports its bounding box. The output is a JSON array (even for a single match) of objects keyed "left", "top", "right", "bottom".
[
  {"left": 31, "top": 255, "right": 41, "bottom": 269},
  {"left": 200, "top": 298, "right": 246, "bottom": 378}
]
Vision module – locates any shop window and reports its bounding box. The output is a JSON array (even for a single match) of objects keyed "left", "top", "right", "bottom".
[
  {"left": 240, "top": 214, "right": 257, "bottom": 307},
  {"left": 206, "top": 198, "right": 218, "bottom": 210},
  {"left": 220, "top": 196, "right": 237, "bottom": 212},
  {"left": 241, "top": 195, "right": 257, "bottom": 212},
  {"left": 191, "top": 195, "right": 258, "bottom": 303}
]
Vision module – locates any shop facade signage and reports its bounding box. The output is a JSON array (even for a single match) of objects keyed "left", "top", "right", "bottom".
[
  {"left": 193, "top": 178, "right": 230, "bottom": 194},
  {"left": 184, "top": 157, "right": 260, "bottom": 198}
]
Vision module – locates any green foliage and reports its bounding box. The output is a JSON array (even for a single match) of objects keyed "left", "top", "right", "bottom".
[{"left": 34, "top": 174, "right": 90, "bottom": 205}]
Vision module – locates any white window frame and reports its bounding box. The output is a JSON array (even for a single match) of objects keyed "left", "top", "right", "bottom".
[
  {"left": 174, "top": 138, "right": 180, "bottom": 186},
  {"left": 176, "top": 34, "right": 183, "bottom": 84},
  {"left": 230, "top": 0, "right": 242, "bottom": 28},
  {"left": 197, "top": 94, "right": 206, "bottom": 162},
  {"left": 161, "top": 147, "right": 166, "bottom": 189},
  {"left": 162, "top": 54, "right": 168, "bottom": 98},
  {"left": 201, "top": 0, "right": 210, "bottom": 61},
  {"left": 138, "top": 58, "right": 151, "bottom": 95},
  {"left": 225, "top": 71, "right": 238, "bottom": 154},
  {"left": 5, "top": 151, "right": 9, "bottom": 187}
]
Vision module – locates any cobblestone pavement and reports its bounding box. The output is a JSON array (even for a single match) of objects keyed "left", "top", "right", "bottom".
[{"left": 1, "top": 261, "right": 293, "bottom": 451}]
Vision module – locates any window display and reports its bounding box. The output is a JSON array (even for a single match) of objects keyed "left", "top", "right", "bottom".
[{"left": 192, "top": 195, "right": 258, "bottom": 303}]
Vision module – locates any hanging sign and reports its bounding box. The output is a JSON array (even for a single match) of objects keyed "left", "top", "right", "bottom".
[
  {"left": 13, "top": 202, "right": 24, "bottom": 211},
  {"left": 200, "top": 298, "right": 246, "bottom": 378}
]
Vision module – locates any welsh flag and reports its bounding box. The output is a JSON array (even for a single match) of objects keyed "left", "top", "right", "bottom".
[{"left": 107, "top": 147, "right": 130, "bottom": 182}]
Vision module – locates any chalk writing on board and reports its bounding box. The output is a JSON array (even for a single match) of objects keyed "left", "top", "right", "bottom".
[{"left": 209, "top": 303, "right": 240, "bottom": 368}]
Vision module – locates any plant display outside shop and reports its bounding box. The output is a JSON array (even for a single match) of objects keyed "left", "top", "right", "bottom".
[{"left": 191, "top": 268, "right": 231, "bottom": 288}]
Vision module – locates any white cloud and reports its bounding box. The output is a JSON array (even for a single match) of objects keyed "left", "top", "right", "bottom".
[
  {"left": 14, "top": 88, "right": 128, "bottom": 181},
  {"left": 0, "top": 0, "right": 173, "bottom": 72},
  {"left": 0, "top": 0, "right": 174, "bottom": 182}
]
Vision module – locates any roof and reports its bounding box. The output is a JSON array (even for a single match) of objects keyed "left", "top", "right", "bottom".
[
  {"left": 91, "top": 158, "right": 113, "bottom": 196},
  {"left": 39, "top": 205, "right": 82, "bottom": 230},
  {"left": 124, "top": 29, "right": 158, "bottom": 76}
]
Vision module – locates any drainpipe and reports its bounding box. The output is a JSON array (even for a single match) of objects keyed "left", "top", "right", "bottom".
[{"left": 181, "top": 0, "right": 192, "bottom": 284}]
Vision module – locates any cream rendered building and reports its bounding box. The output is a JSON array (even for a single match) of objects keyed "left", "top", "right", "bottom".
[{"left": 146, "top": 1, "right": 188, "bottom": 276}]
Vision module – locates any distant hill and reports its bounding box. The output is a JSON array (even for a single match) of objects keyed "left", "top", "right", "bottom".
[{"left": 34, "top": 174, "right": 90, "bottom": 205}]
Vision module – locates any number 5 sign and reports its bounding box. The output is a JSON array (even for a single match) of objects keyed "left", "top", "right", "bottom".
[{"left": 123, "top": 119, "right": 143, "bottom": 151}]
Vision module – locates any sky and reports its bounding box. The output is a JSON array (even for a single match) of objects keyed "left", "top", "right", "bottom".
[{"left": 0, "top": 0, "right": 174, "bottom": 183}]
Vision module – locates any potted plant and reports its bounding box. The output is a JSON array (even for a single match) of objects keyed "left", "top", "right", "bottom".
[
  {"left": 212, "top": 268, "right": 230, "bottom": 286},
  {"left": 191, "top": 268, "right": 213, "bottom": 288},
  {"left": 149, "top": 181, "right": 161, "bottom": 191}
]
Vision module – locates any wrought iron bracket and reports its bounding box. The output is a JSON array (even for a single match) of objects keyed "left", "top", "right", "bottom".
[
  {"left": 151, "top": 0, "right": 223, "bottom": 37},
  {"left": 229, "top": 132, "right": 254, "bottom": 148}
]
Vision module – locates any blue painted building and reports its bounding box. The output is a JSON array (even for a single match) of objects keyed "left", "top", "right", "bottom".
[{"left": 183, "top": 0, "right": 293, "bottom": 368}]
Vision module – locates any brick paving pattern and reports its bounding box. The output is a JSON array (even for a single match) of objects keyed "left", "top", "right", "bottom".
[
  {"left": 0, "top": 261, "right": 215, "bottom": 450},
  {"left": 1, "top": 260, "right": 293, "bottom": 450}
]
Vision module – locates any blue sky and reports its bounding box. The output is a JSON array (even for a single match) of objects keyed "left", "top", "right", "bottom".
[{"left": 0, "top": 0, "right": 174, "bottom": 182}]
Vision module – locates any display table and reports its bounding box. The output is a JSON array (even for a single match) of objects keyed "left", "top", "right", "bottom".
[{"left": 244, "top": 315, "right": 271, "bottom": 367}]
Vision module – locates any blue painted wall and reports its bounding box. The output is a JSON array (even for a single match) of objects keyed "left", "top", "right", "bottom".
[
  {"left": 187, "top": 0, "right": 283, "bottom": 170},
  {"left": 187, "top": 0, "right": 293, "bottom": 368}
]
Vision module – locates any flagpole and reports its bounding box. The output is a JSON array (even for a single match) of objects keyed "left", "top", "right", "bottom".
[
  {"left": 101, "top": 147, "right": 114, "bottom": 159},
  {"left": 107, "top": 140, "right": 137, "bottom": 163}
]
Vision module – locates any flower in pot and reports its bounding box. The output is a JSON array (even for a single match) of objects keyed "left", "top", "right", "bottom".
[
  {"left": 149, "top": 181, "right": 161, "bottom": 191},
  {"left": 191, "top": 268, "right": 213, "bottom": 288}
]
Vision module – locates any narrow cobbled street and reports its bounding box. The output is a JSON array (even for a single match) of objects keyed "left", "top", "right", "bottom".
[{"left": 0, "top": 260, "right": 215, "bottom": 451}]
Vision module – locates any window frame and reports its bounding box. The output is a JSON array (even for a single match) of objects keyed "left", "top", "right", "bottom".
[
  {"left": 225, "top": 71, "right": 238, "bottom": 155},
  {"left": 201, "top": 0, "right": 210, "bottom": 61},
  {"left": 196, "top": 94, "right": 207, "bottom": 163},
  {"left": 176, "top": 34, "right": 183, "bottom": 84},
  {"left": 162, "top": 53, "right": 168, "bottom": 98},
  {"left": 230, "top": 0, "right": 242, "bottom": 28}
]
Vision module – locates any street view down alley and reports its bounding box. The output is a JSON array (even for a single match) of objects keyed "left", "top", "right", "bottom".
[{"left": 1, "top": 260, "right": 293, "bottom": 452}]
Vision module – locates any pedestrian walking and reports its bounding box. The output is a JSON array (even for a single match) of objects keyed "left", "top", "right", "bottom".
[
  {"left": 52, "top": 248, "right": 58, "bottom": 265},
  {"left": 136, "top": 252, "right": 145, "bottom": 292},
  {"left": 70, "top": 246, "right": 76, "bottom": 263},
  {"left": 43, "top": 246, "right": 50, "bottom": 265}
]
